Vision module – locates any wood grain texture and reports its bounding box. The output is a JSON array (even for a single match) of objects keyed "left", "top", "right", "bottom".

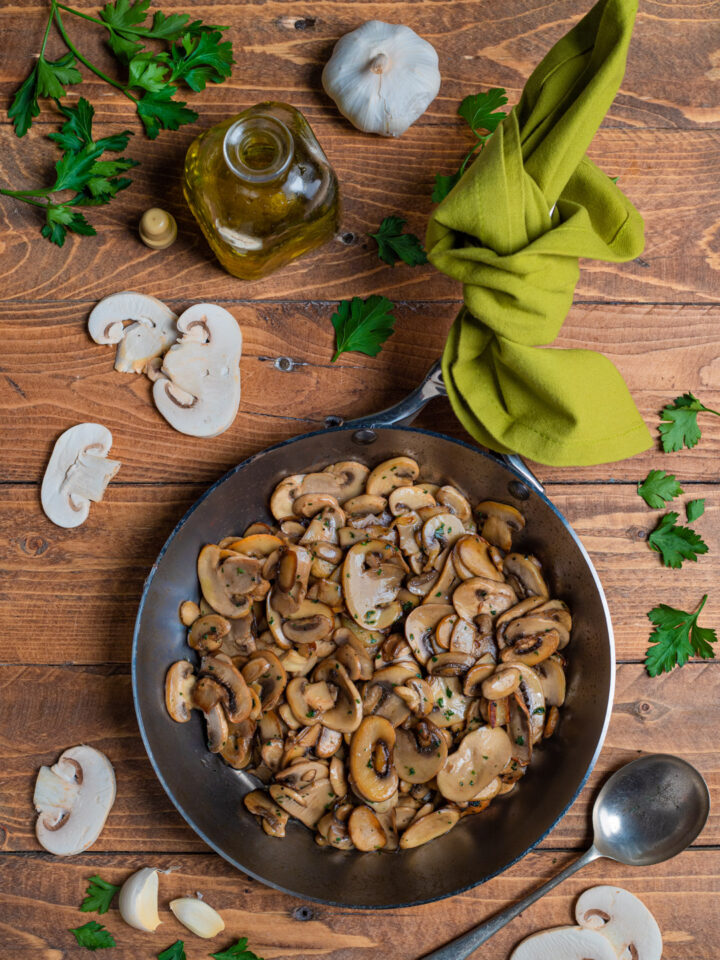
[
  {"left": 1, "top": 122, "right": 719, "bottom": 303},
  {"left": 1, "top": 482, "right": 718, "bottom": 664},
  {"left": 2, "top": 0, "right": 719, "bottom": 130},
  {"left": 0, "top": 849, "right": 717, "bottom": 959},
  {"left": 0, "top": 663, "right": 717, "bottom": 855},
  {"left": 3, "top": 302, "right": 720, "bottom": 485}
]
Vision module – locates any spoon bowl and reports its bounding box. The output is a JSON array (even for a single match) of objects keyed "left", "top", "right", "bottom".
[{"left": 593, "top": 753, "right": 710, "bottom": 866}]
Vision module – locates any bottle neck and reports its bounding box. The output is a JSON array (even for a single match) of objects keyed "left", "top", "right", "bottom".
[{"left": 223, "top": 115, "right": 293, "bottom": 184}]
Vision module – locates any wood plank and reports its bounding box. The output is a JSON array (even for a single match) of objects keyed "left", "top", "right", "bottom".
[
  {"left": 1, "top": 483, "right": 718, "bottom": 664},
  {"left": 2, "top": 0, "right": 719, "bottom": 130},
  {"left": 0, "top": 849, "right": 717, "bottom": 959},
  {"left": 0, "top": 663, "right": 717, "bottom": 852},
  {"left": 1, "top": 122, "right": 718, "bottom": 303},
  {"left": 3, "top": 302, "right": 720, "bottom": 484}
]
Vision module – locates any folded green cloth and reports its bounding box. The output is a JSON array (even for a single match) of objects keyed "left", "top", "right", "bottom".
[{"left": 426, "top": 0, "right": 653, "bottom": 466}]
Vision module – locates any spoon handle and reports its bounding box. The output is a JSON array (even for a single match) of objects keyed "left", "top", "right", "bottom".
[{"left": 419, "top": 845, "right": 603, "bottom": 960}]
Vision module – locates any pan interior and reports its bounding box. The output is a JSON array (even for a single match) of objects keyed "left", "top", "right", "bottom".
[{"left": 133, "top": 427, "right": 613, "bottom": 908}]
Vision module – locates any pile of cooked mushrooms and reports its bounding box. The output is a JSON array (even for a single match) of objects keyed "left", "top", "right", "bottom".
[{"left": 165, "top": 457, "right": 571, "bottom": 852}]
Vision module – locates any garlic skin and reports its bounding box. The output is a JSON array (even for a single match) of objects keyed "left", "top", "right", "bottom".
[
  {"left": 169, "top": 897, "right": 225, "bottom": 939},
  {"left": 322, "top": 21, "right": 441, "bottom": 137},
  {"left": 118, "top": 867, "right": 161, "bottom": 932}
]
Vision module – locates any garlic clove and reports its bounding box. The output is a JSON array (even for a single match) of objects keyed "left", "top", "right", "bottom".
[
  {"left": 169, "top": 897, "right": 225, "bottom": 939},
  {"left": 118, "top": 867, "right": 161, "bottom": 932}
]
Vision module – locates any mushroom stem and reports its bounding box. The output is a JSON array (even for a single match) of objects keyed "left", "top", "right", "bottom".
[
  {"left": 369, "top": 53, "right": 389, "bottom": 74},
  {"left": 62, "top": 452, "right": 121, "bottom": 503}
]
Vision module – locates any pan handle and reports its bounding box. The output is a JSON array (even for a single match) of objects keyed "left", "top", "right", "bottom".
[{"left": 327, "top": 361, "right": 545, "bottom": 497}]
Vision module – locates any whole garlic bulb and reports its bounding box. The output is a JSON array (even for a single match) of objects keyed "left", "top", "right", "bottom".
[{"left": 322, "top": 21, "right": 441, "bottom": 137}]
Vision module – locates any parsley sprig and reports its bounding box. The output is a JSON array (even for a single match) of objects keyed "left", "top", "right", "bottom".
[
  {"left": 648, "top": 511, "right": 708, "bottom": 569},
  {"left": 0, "top": 97, "right": 137, "bottom": 246},
  {"left": 331, "top": 295, "right": 396, "bottom": 362},
  {"left": 69, "top": 920, "right": 116, "bottom": 950},
  {"left": 211, "top": 938, "right": 265, "bottom": 960},
  {"left": 9, "top": 0, "right": 234, "bottom": 140},
  {"left": 645, "top": 595, "right": 717, "bottom": 676},
  {"left": 659, "top": 392, "right": 720, "bottom": 452},
  {"left": 369, "top": 217, "right": 427, "bottom": 267},
  {"left": 432, "top": 88, "right": 508, "bottom": 202},
  {"left": 80, "top": 874, "right": 121, "bottom": 914}
]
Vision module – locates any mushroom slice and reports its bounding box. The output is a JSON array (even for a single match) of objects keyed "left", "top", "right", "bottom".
[
  {"left": 501, "top": 627, "right": 560, "bottom": 667},
  {"left": 508, "top": 694, "right": 533, "bottom": 764},
  {"left": 313, "top": 658, "right": 363, "bottom": 733},
  {"left": 575, "top": 885, "right": 663, "bottom": 960},
  {"left": 241, "top": 650, "right": 287, "bottom": 711},
  {"left": 510, "top": 927, "right": 618, "bottom": 960},
  {"left": 395, "top": 677, "right": 434, "bottom": 717},
  {"left": 388, "top": 485, "right": 437, "bottom": 516},
  {"left": 365, "top": 457, "right": 419, "bottom": 496},
  {"left": 271, "top": 544, "right": 312, "bottom": 619},
  {"left": 395, "top": 720, "right": 447, "bottom": 784},
  {"left": 405, "top": 603, "right": 454, "bottom": 664},
  {"left": 481, "top": 667, "right": 521, "bottom": 701},
  {"left": 348, "top": 806, "right": 387, "bottom": 851},
  {"left": 453, "top": 535, "right": 504, "bottom": 582},
  {"left": 463, "top": 654, "right": 497, "bottom": 696},
  {"left": 199, "top": 656, "right": 253, "bottom": 723},
  {"left": 283, "top": 614, "right": 334, "bottom": 646},
  {"left": 224, "top": 533, "right": 284, "bottom": 558},
  {"left": 34, "top": 745, "right": 116, "bottom": 856},
  {"left": 270, "top": 777, "right": 335, "bottom": 829},
  {"left": 531, "top": 599, "right": 573, "bottom": 648},
  {"left": 87, "top": 291, "right": 177, "bottom": 374},
  {"left": 41, "top": 423, "right": 121, "bottom": 528},
  {"left": 165, "top": 660, "right": 197, "bottom": 722},
  {"left": 495, "top": 597, "right": 546, "bottom": 645},
  {"left": 535, "top": 655, "right": 566, "bottom": 706},
  {"left": 503, "top": 553, "right": 549, "bottom": 599},
  {"left": 188, "top": 614, "right": 230, "bottom": 654},
  {"left": 449, "top": 617, "right": 478, "bottom": 654},
  {"left": 286, "top": 677, "right": 336, "bottom": 725},
  {"left": 342, "top": 540, "right": 404, "bottom": 631},
  {"left": 474, "top": 501, "right": 526, "bottom": 552},
  {"left": 437, "top": 486, "right": 471, "bottom": 522},
  {"left": 427, "top": 676, "right": 472, "bottom": 728},
  {"left": 198, "top": 545, "right": 255, "bottom": 619},
  {"left": 153, "top": 303, "right": 242, "bottom": 438},
  {"left": 505, "top": 614, "right": 569, "bottom": 651},
  {"left": 427, "top": 651, "right": 475, "bottom": 677},
  {"left": 244, "top": 790, "right": 289, "bottom": 838},
  {"left": 270, "top": 474, "right": 305, "bottom": 520},
  {"left": 512, "top": 664, "right": 546, "bottom": 743},
  {"left": 422, "top": 551, "right": 459, "bottom": 604},
  {"left": 436, "top": 726, "right": 512, "bottom": 802},
  {"left": 452, "top": 577, "right": 517, "bottom": 622},
  {"left": 344, "top": 494, "right": 388, "bottom": 519},
  {"left": 399, "top": 805, "right": 460, "bottom": 849},
  {"left": 316, "top": 726, "right": 343, "bottom": 759},
  {"left": 421, "top": 513, "right": 466, "bottom": 565},
  {"left": 323, "top": 461, "right": 369, "bottom": 502},
  {"left": 221, "top": 718, "right": 256, "bottom": 769},
  {"left": 300, "top": 472, "right": 342, "bottom": 499},
  {"left": 350, "top": 716, "right": 398, "bottom": 803}
]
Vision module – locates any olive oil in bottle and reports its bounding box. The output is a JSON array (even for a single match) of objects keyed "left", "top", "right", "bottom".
[{"left": 183, "top": 102, "right": 340, "bottom": 281}]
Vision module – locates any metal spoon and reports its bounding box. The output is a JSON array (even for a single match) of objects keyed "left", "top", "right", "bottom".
[{"left": 420, "top": 754, "right": 710, "bottom": 960}]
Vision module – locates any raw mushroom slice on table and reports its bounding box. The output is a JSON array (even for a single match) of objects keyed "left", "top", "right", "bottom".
[
  {"left": 164, "top": 456, "right": 572, "bottom": 851},
  {"left": 87, "top": 291, "right": 177, "bottom": 374},
  {"left": 41, "top": 423, "right": 121, "bottom": 528}
]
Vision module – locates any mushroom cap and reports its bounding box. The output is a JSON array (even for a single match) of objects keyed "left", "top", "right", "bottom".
[
  {"left": 436, "top": 725, "right": 512, "bottom": 802},
  {"left": 41, "top": 423, "right": 120, "bottom": 528},
  {"left": 323, "top": 460, "right": 369, "bottom": 502},
  {"left": 395, "top": 719, "right": 448, "bottom": 784},
  {"left": 87, "top": 291, "right": 177, "bottom": 374},
  {"left": 153, "top": 303, "right": 242, "bottom": 438},
  {"left": 34, "top": 745, "right": 116, "bottom": 856},
  {"left": 510, "top": 926, "right": 618, "bottom": 960},
  {"left": 165, "top": 660, "right": 197, "bottom": 722},
  {"left": 575, "top": 886, "right": 663, "bottom": 960},
  {"left": 342, "top": 539, "right": 404, "bottom": 630},
  {"left": 322, "top": 22, "right": 440, "bottom": 138},
  {"left": 349, "top": 715, "right": 398, "bottom": 802}
]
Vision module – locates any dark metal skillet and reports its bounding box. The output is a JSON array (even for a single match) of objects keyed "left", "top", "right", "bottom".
[{"left": 132, "top": 362, "right": 615, "bottom": 909}]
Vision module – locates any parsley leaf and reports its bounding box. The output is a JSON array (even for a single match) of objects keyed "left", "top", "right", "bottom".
[
  {"left": 645, "top": 595, "right": 717, "bottom": 676},
  {"left": 100, "top": 0, "right": 154, "bottom": 60},
  {"left": 369, "top": 216, "right": 427, "bottom": 267},
  {"left": 137, "top": 87, "right": 197, "bottom": 138},
  {"left": 687, "top": 498, "right": 706, "bottom": 521},
  {"left": 211, "top": 937, "right": 265, "bottom": 960},
  {"left": 158, "top": 941, "right": 187, "bottom": 960},
  {"left": 658, "top": 392, "right": 720, "bottom": 452},
  {"left": 432, "top": 88, "right": 508, "bottom": 203},
  {"left": 81, "top": 875, "right": 121, "bottom": 914},
  {"left": 331, "top": 295, "right": 396, "bottom": 362},
  {"left": 9, "top": 53, "right": 82, "bottom": 137},
  {"left": 166, "top": 31, "right": 234, "bottom": 91},
  {"left": 69, "top": 920, "right": 116, "bottom": 950},
  {"left": 637, "top": 469, "right": 683, "bottom": 509},
  {"left": 648, "top": 511, "right": 708, "bottom": 568}
]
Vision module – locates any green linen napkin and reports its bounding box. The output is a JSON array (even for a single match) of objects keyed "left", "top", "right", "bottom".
[{"left": 426, "top": 0, "right": 653, "bottom": 466}]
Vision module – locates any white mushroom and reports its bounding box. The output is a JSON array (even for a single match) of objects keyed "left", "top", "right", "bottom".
[
  {"left": 33, "top": 745, "right": 116, "bottom": 855},
  {"left": 87, "top": 291, "right": 177, "bottom": 374},
  {"left": 510, "top": 926, "right": 618, "bottom": 960},
  {"left": 118, "top": 867, "right": 161, "bottom": 932},
  {"left": 153, "top": 303, "right": 242, "bottom": 438},
  {"left": 169, "top": 897, "right": 225, "bottom": 939},
  {"left": 576, "top": 886, "right": 663, "bottom": 960},
  {"left": 41, "top": 423, "right": 121, "bottom": 528}
]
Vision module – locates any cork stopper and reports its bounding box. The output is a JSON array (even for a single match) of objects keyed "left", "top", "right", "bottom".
[{"left": 139, "top": 208, "right": 177, "bottom": 249}]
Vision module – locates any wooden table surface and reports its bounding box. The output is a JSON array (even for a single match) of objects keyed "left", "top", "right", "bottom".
[{"left": 2, "top": 0, "right": 720, "bottom": 956}]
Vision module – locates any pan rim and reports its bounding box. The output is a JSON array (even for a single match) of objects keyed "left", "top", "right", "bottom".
[{"left": 132, "top": 424, "right": 615, "bottom": 909}]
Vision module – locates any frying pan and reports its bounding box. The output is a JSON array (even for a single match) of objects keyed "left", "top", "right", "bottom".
[{"left": 132, "top": 362, "right": 614, "bottom": 908}]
